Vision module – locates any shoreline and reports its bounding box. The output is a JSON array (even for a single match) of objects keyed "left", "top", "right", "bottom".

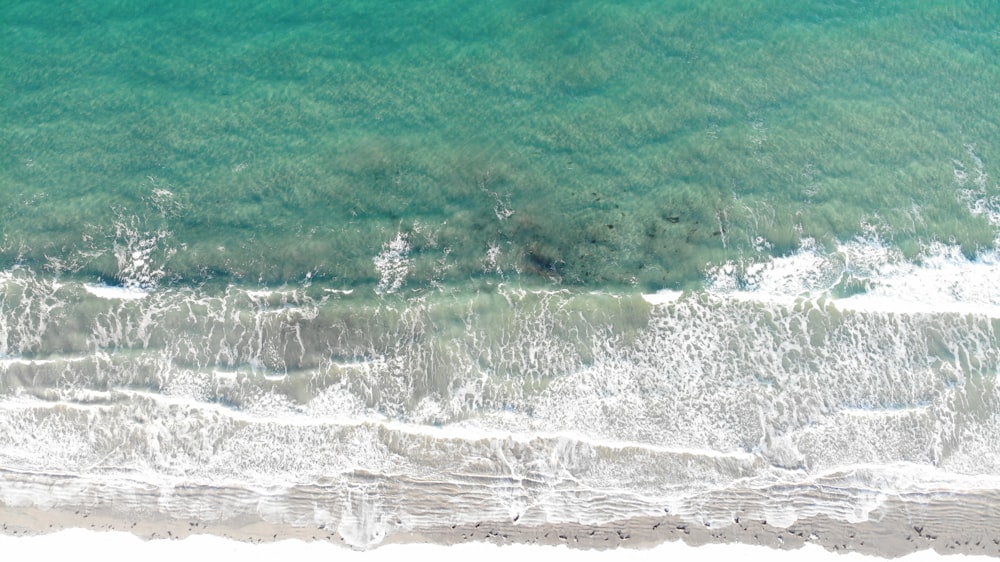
[{"left": 3, "top": 497, "right": 999, "bottom": 558}]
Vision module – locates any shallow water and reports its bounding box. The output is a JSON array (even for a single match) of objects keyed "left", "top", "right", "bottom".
[{"left": 4, "top": 0, "right": 999, "bottom": 291}]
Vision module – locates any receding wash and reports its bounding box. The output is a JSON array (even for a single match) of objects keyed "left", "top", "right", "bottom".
[{"left": 1, "top": 0, "right": 999, "bottom": 556}]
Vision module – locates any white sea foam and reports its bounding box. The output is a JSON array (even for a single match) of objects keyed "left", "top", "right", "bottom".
[
  {"left": 0, "top": 354, "right": 90, "bottom": 368},
  {"left": 705, "top": 237, "right": 841, "bottom": 305},
  {"left": 83, "top": 283, "right": 150, "bottom": 300},
  {"left": 641, "top": 290, "right": 683, "bottom": 305},
  {"left": 706, "top": 235, "right": 1000, "bottom": 316},
  {"left": 4, "top": 236, "right": 1000, "bottom": 545},
  {"left": 323, "top": 288, "right": 355, "bottom": 295},
  {"left": 836, "top": 243, "right": 1000, "bottom": 316},
  {"left": 0, "top": 357, "right": 56, "bottom": 368},
  {"left": 244, "top": 289, "right": 276, "bottom": 299},
  {"left": 373, "top": 232, "right": 411, "bottom": 295},
  {"left": 109, "top": 213, "right": 173, "bottom": 291},
  {"left": 27, "top": 386, "right": 758, "bottom": 464}
]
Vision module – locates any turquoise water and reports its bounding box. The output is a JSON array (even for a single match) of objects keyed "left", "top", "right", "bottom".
[
  {"left": 4, "top": 0, "right": 998, "bottom": 292},
  {"left": 3, "top": 1, "right": 1000, "bottom": 551}
]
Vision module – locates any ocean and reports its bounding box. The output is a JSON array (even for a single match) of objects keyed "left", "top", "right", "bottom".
[{"left": 2, "top": 0, "right": 999, "bottom": 554}]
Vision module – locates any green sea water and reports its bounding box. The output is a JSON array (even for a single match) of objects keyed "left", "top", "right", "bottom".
[{"left": 3, "top": 0, "right": 999, "bottom": 293}]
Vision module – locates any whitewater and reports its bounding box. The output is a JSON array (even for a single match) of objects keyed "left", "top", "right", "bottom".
[{"left": 2, "top": 231, "right": 999, "bottom": 555}]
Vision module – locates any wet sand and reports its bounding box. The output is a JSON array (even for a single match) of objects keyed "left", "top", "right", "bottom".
[{"left": 3, "top": 491, "right": 999, "bottom": 558}]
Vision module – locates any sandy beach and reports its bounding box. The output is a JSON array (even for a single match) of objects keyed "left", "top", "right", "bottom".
[{"left": 3, "top": 489, "right": 999, "bottom": 559}]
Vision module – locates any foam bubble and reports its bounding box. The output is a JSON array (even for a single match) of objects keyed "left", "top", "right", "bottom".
[
  {"left": 706, "top": 234, "right": 1000, "bottom": 317},
  {"left": 373, "top": 232, "right": 410, "bottom": 295},
  {"left": 3, "top": 257, "right": 1000, "bottom": 543},
  {"left": 641, "top": 290, "right": 683, "bottom": 305},
  {"left": 83, "top": 284, "right": 150, "bottom": 300},
  {"left": 110, "top": 214, "right": 173, "bottom": 291},
  {"left": 837, "top": 243, "right": 1000, "bottom": 316}
]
